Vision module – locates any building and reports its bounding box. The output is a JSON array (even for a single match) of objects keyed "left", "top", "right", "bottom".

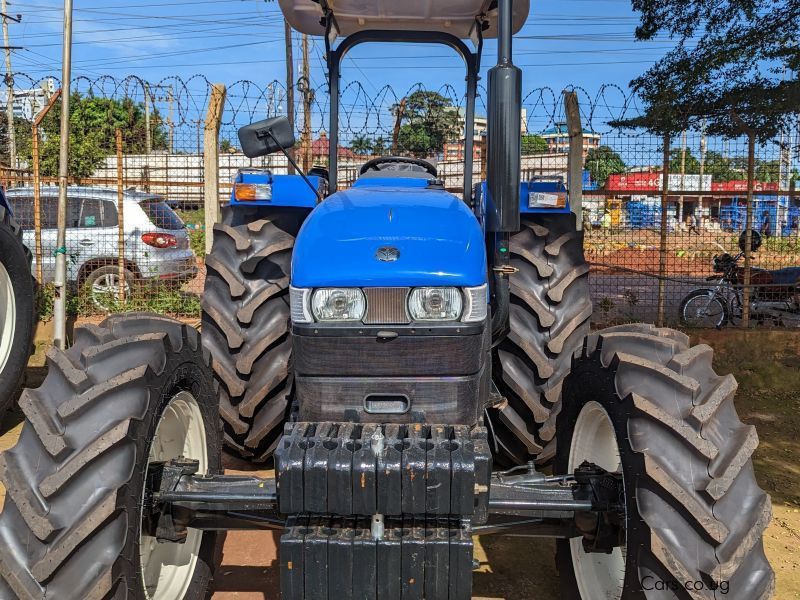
[
  {"left": 311, "top": 132, "right": 358, "bottom": 164},
  {"left": 541, "top": 121, "right": 601, "bottom": 158},
  {"left": 604, "top": 173, "right": 794, "bottom": 234},
  {"left": 0, "top": 79, "right": 57, "bottom": 121},
  {"left": 443, "top": 107, "right": 529, "bottom": 162}
]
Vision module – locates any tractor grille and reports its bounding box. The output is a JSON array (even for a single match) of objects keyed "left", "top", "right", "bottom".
[{"left": 363, "top": 287, "right": 410, "bottom": 324}]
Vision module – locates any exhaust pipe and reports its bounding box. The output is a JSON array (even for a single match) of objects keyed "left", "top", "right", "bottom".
[
  {"left": 486, "top": 0, "right": 521, "bottom": 234},
  {"left": 487, "top": 0, "right": 521, "bottom": 341}
]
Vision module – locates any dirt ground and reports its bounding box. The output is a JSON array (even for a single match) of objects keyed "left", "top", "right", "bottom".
[{"left": 1, "top": 328, "right": 798, "bottom": 599}]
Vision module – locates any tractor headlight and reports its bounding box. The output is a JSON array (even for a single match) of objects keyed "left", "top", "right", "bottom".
[
  {"left": 408, "top": 287, "right": 463, "bottom": 321},
  {"left": 310, "top": 288, "right": 366, "bottom": 322}
]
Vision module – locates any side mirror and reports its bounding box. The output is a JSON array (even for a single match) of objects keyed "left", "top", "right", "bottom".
[{"left": 238, "top": 116, "right": 296, "bottom": 159}]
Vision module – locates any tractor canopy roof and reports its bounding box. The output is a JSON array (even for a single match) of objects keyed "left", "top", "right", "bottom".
[{"left": 277, "top": 0, "right": 529, "bottom": 40}]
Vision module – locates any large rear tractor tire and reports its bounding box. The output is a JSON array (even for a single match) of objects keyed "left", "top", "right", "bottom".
[
  {"left": 490, "top": 213, "right": 591, "bottom": 465},
  {"left": 201, "top": 206, "right": 306, "bottom": 462},
  {"left": 0, "top": 314, "right": 222, "bottom": 599},
  {"left": 0, "top": 204, "right": 36, "bottom": 422},
  {"left": 555, "top": 323, "right": 774, "bottom": 600}
]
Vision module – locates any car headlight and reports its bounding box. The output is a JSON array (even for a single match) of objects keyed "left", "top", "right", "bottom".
[
  {"left": 310, "top": 288, "right": 366, "bottom": 322},
  {"left": 408, "top": 287, "right": 463, "bottom": 321}
]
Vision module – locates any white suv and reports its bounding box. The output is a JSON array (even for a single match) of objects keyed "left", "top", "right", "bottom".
[{"left": 6, "top": 186, "right": 197, "bottom": 306}]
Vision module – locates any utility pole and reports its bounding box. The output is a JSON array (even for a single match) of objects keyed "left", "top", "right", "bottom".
[
  {"left": 301, "top": 33, "right": 313, "bottom": 172},
  {"left": 1, "top": 1, "right": 20, "bottom": 172},
  {"left": 284, "top": 18, "right": 295, "bottom": 174},
  {"left": 167, "top": 86, "right": 174, "bottom": 153},
  {"left": 143, "top": 82, "right": 151, "bottom": 154}
]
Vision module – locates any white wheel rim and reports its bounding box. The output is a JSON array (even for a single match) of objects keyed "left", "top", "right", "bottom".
[
  {"left": 0, "top": 261, "right": 16, "bottom": 374},
  {"left": 139, "top": 391, "right": 207, "bottom": 600},
  {"left": 91, "top": 274, "right": 130, "bottom": 309},
  {"left": 568, "top": 401, "right": 625, "bottom": 600}
]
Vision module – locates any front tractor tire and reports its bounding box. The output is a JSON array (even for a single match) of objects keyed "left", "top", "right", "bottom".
[
  {"left": 556, "top": 324, "right": 774, "bottom": 600},
  {"left": 201, "top": 206, "right": 306, "bottom": 461},
  {"left": 0, "top": 314, "right": 221, "bottom": 600},
  {"left": 491, "top": 213, "right": 592, "bottom": 465},
  {"left": 0, "top": 204, "right": 36, "bottom": 422}
]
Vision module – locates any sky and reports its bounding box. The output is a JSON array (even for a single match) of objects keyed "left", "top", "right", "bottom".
[{"left": 8, "top": 0, "right": 684, "bottom": 112}]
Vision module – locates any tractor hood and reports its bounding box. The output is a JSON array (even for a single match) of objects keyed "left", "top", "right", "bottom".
[{"left": 292, "top": 185, "right": 487, "bottom": 288}]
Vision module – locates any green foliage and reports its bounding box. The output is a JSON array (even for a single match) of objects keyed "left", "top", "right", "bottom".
[
  {"left": 349, "top": 134, "right": 373, "bottom": 156},
  {"left": 704, "top": 151, "right": 740, "bottom": 182},
  {"left": 188, "top": 228, "right": 205, "bottom": 258},
  {"left": 394, "top": 91, "right": 460, "bottom": 157},
  {"left": 586, "top": 145, "right": 626, "bottom": 186},
  {"left": 668, "top": 148, "right": 700, "bottom": 174},
  {"left": 622, "top": 0, "right": 799, "bottom": 139},
  {"left": 521, "top": 134, "right": 547, "bottom": 155},
  {"left": 175, "top": 209, "right": 205, "bottom": 257},
  {"left": 26, "top": 93, "right": 169, "bottom": 179},
  {"left": 220, "top": 138, "right": 234, "bottom": 153},
  {"left": 372, "top": 136, "right": 388, "bottom": 156}
]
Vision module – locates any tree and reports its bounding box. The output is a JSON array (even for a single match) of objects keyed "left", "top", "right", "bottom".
[
  {"left": 372, "top": 136, "right": 388, "bottom": 156},
  {"left": 393, "top": 91, "right": 460, "bottom": 157},
  {"left": 668, "top": 148, "right": 700, "bottom": 174},
  {"left": 585, "top": 145, "right": 626, "bottom": 187},
  {"left": 349, "top": 134, "right": 373, "bottom": 156},
  {"left": 703, "top": 150, "right": 739, "bottom": 182},
  {"left": 220, "top": 138, "right": 235, "bottom": 153},
  {"left": 25, "top": 93, "right": 169, "bottom": 179},
  {"left": 621, "top": 0, "right": 799, "bottom": 139},
  {"left": 521, "top": 134, "right": 547, "bottom": 155}
]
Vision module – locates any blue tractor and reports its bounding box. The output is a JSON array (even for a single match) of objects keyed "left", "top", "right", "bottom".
[
  {"left": 0, "top": 189, "right": 35, "bottom": 422},
  {"left": 0, "top": 1, "right": 773, "bottom": 598}
]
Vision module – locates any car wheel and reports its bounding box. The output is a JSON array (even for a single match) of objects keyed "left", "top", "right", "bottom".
[{"left": 83, "top": 265, "right": 136, "bottom": 311}]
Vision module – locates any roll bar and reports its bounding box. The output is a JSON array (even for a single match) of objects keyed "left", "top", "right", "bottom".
[{"left": 326, "top": 29, "right": 481, "bottom": 199}]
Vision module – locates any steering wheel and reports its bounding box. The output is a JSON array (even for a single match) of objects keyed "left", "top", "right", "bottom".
[{"left": 358, "top": 156, "right": 437, "bottom": 177}]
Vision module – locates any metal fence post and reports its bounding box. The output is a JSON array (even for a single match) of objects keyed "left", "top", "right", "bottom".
[
  {"left": 203, "top": 83, "right": 226, "bottom": 255},
  {"left": 115, "top": 129, "right": 126, "bottom": 304},
  {"left": 656, "top": 132, "right": 671, "bottom": 327},
  {"left": 53, "top": 0, "right": 73, "bottom": 350}
]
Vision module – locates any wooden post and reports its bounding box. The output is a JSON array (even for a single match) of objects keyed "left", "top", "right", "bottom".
[
  {"left": 31, "top": 88, "right": 62, "bottom": 285},
  {"left": 204, "top": 83, "right": 226, "bottom": 254},
  {"left": 115, "top": 129, "right": 126, "bottom": 304},
  {"left": 730, "top": 111, "right": 755, "bottom": 328},
  {"left": 301, "top": 33, "right": 313, "bottom": 173},
  {"left": 656, "top": 131, "right": 671, "bottom": 327},
  {"left": 742, "top": 131, "right": 756, "bottom": 328},
  {"left": 564, "top": 90, "right": 583, "bottom": 230}
]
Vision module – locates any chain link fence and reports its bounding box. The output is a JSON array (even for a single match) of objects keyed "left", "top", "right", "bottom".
[{"left": 1, "top": 74, "right": 798, "bottom": 327}]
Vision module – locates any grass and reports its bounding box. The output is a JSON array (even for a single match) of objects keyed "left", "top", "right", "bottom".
[{"left": 36, "top": 282, "right": 201, "bottom": 320}]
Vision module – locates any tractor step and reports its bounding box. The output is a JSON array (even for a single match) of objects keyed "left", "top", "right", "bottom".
[
  {"left": 280, "top": 516, "right": 474, "bottom": 600},
  {"left": 275, "top": 422, "right": 492, "bottom": 521}
]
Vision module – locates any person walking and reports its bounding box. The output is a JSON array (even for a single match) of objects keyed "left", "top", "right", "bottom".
[
  {"left": 686, "top": 213, "right": 699, "bottom": 236},
  {"left": 760, "top": 211, "right": 771, "bottom": 238}
]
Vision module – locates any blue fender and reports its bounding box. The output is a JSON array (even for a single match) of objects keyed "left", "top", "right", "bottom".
[{"left": 229, "top": 170, "right": 322, "bottom": 208}]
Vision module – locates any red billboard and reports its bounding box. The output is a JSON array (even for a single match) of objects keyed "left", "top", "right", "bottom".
[
  {"left": 710, "top": 180, "right": 779, "bottom": 192},
  {"left": 606, "top": 173, "right": 662, "bottom": 191}
]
